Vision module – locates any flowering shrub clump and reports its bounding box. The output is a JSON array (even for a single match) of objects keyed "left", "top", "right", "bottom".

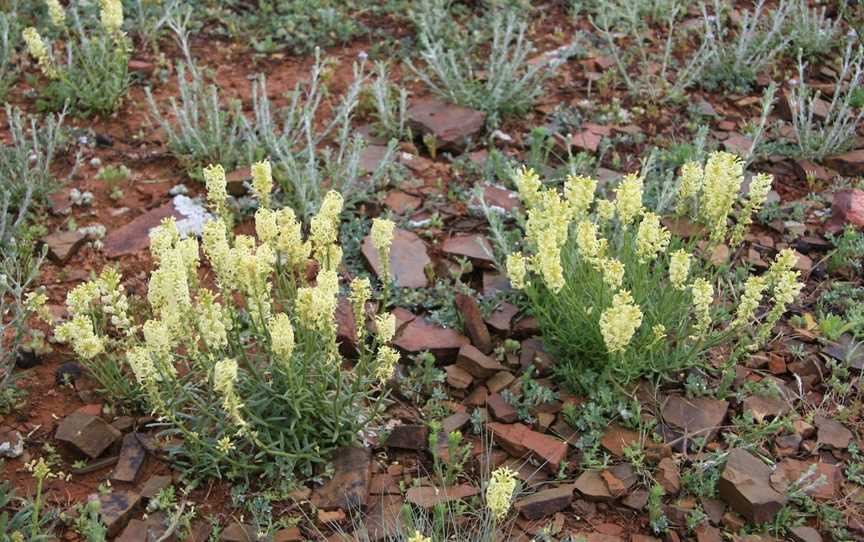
[
  {"left": 53, "top": 160, "right": 397, "bottom": 482},
  {"left": 23, "top": 0, "right": 130, "bottom": 116},
  {"left": 506, "top": 151, "right": 802, "bottom": 387}
]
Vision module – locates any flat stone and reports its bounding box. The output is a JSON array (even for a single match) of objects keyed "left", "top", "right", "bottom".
[
  {"left": 622, "top": 489, "right": 648, "bottom": 510},
  {"left": 393, "top": 316, "right": 469, "bottom": 362},
  {"left": 694, "top": 524, "right": 722, "bottom": 542},
  {"left": 55, "top": 411, "right": 122, "bottom": 459},
  {"left": 103, "top": 201, "right": 182, "bottom": 258},
  {"left": 139, "top": 475, "right": 172, "bottom": 500},
  {"left": 311, "top": 446, "right": 371, "bottom": 510},
  {"left": 440, "top": 234, "right": 495, "bottom": 265},
  {"left": 359, "top": 144, "right": 391, "bottom": 174},
  {"left": 487, "top": 371, "right": 515, "bottom": 394},
  {"left": 479, "top": 184, "right": 521, "bottom": 213},
  {"left": 573, "top": 470, "right": 614, "bottom": 502},
  {"left": 656, "top": 457, "right": 680, "bottom": 495},
  {"left": 116, "top": 517, "right": 172, "bottom": 542},
  {"left": 383, "top": 190, "right": 421, "bottom": 214},
  {"left": 662, "top": 396, "right": 729, "bottom": 445},
  {"left": 441, "top": 412, "right": 471, "bottom": 435},
  {"left": 445, "top": 364, "right": 473, "bottom": 389},
  {"left": 363, "top": 494, "right": 404, "bottom": 541},
  {"left": 825, "top": 150, "right": 864, "bottom": 177},
  {"left": 456, "top": 344, "right": 504, "bottom": 379},
  {"left": 220, "top": 522, "right": 257, "bottom": 542},
  {"left": 814, "top": 414, "right": 853, "bottom": 450},
  {"left": 407, "top": 97, "right": 486, "bottom": 151},
  {"left": 601, "top": 463, "right": 636, "bottom": 497},
  {"left": 485, "top": 302, "right": 518, "bottom": 333},
  {"left": 600, "top": 424, "right": 639, "bottom": 458},
  {"left": 515, "top": 485, "right": 574, "bottom": 519},
  {"left": 42, "top": 230, "right": 87, "bottom": 263},
  {"left": 97, "top": 490, "right": 141, "bottom": 537},
  {"left": 742, "top": 394, "right": 791, "bottom": 423},
  {"left": 455, "top": 294, "right": 492, "bottom": 354},
  {"left": 826, "top": 188, "right": 864, "bottom": 234},
  {"left": 405, "top": 484, "right": 479, "bottom": 508},
  {"left": 770, "top": 459, "right": 842, "bottom": 500},
  {"left": 488, "top": 422, "right": 568, "bottom": 473},
  {"left": 788, "top": 526, "right": 822, "bottom": 542},
  {"left": 273, "top": 527, "right": 303, "bottom": 542},
  {"left": 718, "top": 448, "right": 787, "bottom": 524},
  {"left": 571, "top": 130, "right": 602, "bottom": 152},
  {"left": 387, "top": 424, "right": 429, "bottom": 451},
  {"left": 361, "top": 228, "right": 431, "bottom": 288},
  {"left": 487, "top": 393, "right": 519, "bottom": 423},
  {"left": 111, "top": 432, "right": 146, "bottom": 483},
  {"left": 0, "top": 430, "right": 24, "bottom": 458}
]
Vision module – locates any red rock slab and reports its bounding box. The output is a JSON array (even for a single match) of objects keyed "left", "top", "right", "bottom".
[
  {"left": 440, "top": 234, "right": 495, "bottom": 265},
  {"left": 393, "top": 315, "right": 469, "bottom": 362},
  {"left": 361, "top": 227, "right": 431, "bottom": 288},
  {"left": 488, "top": 422, "right": 568, "bottom": 473},
  {"left": 104, "top": 201, "right": 182, "bottom": 258},
  {"left": 406, "top": 97, "right": 486, "bottom": 151},
  {"left": 405, "top": 483, "right": 479, "bottom": 508}
]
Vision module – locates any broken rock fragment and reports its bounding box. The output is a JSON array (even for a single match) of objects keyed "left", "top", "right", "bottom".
[{"left": 718, "top": 448, "right": 787, "bottom": 524}]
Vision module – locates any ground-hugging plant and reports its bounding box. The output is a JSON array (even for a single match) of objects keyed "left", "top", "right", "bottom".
[
  {"left": 22, "top": 0, "right": 130, "bottom": 116},
  {"left": 53, "top": 160, "right": 399, "bottom": 484},
  {"left": 407, "top": 4, "right": 571, "bottom": 126},
  {"left": 504, "top": 152, "right": 803, "bottom": 389},
  {"left": 789, "top": 42, "right": 864, "bottom": 161},
  {"left": 701, "top": 0, "right": 792, "bottom": 92},
  {"left": 0, "top": 11, "right": 19, "bottom": 100}
]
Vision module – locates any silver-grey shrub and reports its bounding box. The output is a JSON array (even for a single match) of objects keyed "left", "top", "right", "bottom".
[{"left": 790, "top": 43, "right": 864, "bottom": 161}]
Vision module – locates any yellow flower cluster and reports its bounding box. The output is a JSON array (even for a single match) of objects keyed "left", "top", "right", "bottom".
[
  {"left": 690, "top": 278, "right": 714, "bottom": 338},
  {"left": 615, "top": 174, "right": 644, "bottom": 226},
  {"left": 668, "top": 249, "right": 691, "bottom": 290},
  {"left": 374, "top": 346, "right": 400, "bottom": 382},
  {"left": 635, "top": 212, "right": 671, "bottom": 263},
  {"left": 599, "top": 290, "right": 643, "bottom": 353},
  {"left": 700, "top": 152, "right": 744, "bottom": 242},
  {"left": 375, "top": 313, "right": 396, "bottom": 344},
  {"left": 251, "top": 160, "right": 273, "bottom": 209},
  {"left": 296, "top": 268, "right": 339, "bottom": 335},
  {"left": 99, "top": 0, "right": 124, "bottom": 35},
  {"left": 599, "top": 258, "right": 625, "bottom": 290},
  {"left": 676, "top": 161, "right": 703, "bottom": 216},
  {"left": 310, "top": 191, "right": 344, "bottom": 269},
  {"left": 407, "top": 532, "right": 431, "bottom": 542},
  {"left": 371, "top": 217, "right": 396, "bottom": 284},
  {"left": 268, "top": 313, "right": 295, "bottom": 365},
  {"left": 486, "top": 466, "right": 518, "bottom": 520},
  {"left": 23, "top": 28, "right": 58, "bottom": 79},
  {"left": 46, "top": 0, "right": 66, "bottom": 27},
  {"left": 513, "top": 166, "right": 542, "bottom": 208},
  {"left": 214, "top": 357, "right": 245, "bottom": 426},
  {"left": 24, "top": 291, "right": 52, "bottom": 323},
  {"left": 575, "top": 220, "right": 604, "bottom": 259},
  {"left": 203, "top": 164, "right": 228, "bottom": 218},
  {"left": 147, "top": 225, "right": 197, "bottom": 330},
  {"left": 755, "top": 249, "right": 804, "bottom": 346},
  {"left": 732, "top": 275, "right": 767, "bottom": 328},
  {"left": 730, "top": 173, "right": 773, "bottom": 247},
  {"left": 349, "top": 277, "right": 371, "bottom": 340},
  {"left": 55, "top": 315, "right": 105, "bottom": 359},
  {"left": 506, "top": 252, "right": 528, "bottom": 290},
  {"left": 197, "top": 290, "right": 230, "bottom": 350},
  {"left": 564, "top": 174, "right": 597, "bottom": 217}
]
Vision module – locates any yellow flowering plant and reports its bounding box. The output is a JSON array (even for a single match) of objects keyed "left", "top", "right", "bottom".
[
  {"left": 23, "top": 0, "right": 130, "bottom": 116},
  {"left": 52, "top": 161, "right": 396, "bottom": 482},
  {"left": 503, "top": 154, "right": 802, "bottom": 388}
]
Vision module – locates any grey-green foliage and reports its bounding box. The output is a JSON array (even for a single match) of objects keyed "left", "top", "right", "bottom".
[
  {"left": 0, "top": 11, "right": 19, "bottom": 100},
  {"left": 592, "top": 0, "right": 711, "bottom": 103},
  {"left": 790, "top": 42, "right": 864, "bottom": 161},
  {"left": 242, "top": 50, "right": 397, "bottom": 222},
  {"left": 702, "top": 0, "right": 793, "bottom": 92},
  {"left": 370, "top": 61, "right": 409, "bottom": 141},
  {"left": 145, "top": 11, "right": 245, "bottom": 171},
  {"left": 408, "top": 2, "right": 575, "bottom": 126},
  {"left": 787, "top": 0, "right": 842, "bottom": 60}
]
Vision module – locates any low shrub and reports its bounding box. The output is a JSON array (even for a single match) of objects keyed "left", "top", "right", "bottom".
[
  {"left": 53, "top": 161, "right": 398, "bottom": 484},
  {"left": 504, "top": 152, "right": 803, "bottom": 389},
  {"left": 23, "top": 0, "right": 131, "bottom": 116}
]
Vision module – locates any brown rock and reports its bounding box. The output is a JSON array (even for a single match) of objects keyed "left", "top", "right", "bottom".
[
  {"left": 359, "top": 144, "right": 391, "bottom": 174},
  {"left": 485, "top": 302, "right": 518, "bottom": 333},
  {"left": 464, "top": 385, "right": 488, "bottom": 407},
  {"left": 515, "top": 485, "right": 574, "bottom": 519},
  {"left": 694, "top": 524, "right": 722, "bottom": 542},
  {"left": 364, "top": 494, "right": 404, "bottom": 541},
  {"left": 826, "top": 188, "right": 864, "bottom": 234},
  {"left": 488, "top": 422, "right": 568, "bottom": 473},
  {"left": 457, "top": 344, "right": 504, "bottom": 379},
  {"left": 718, "top": 448, "right": 787, "bottom": 524},
  {"left": 383, "top": 190, "right": 421, "bottom": 214},
  {"left": 479, "top": 184, "right": 521, "bottom": 213},
  {"left": 311, "top": 447, "right": 371, "bottom": 510},
  {"left": 445, "top": 364, "right": 473, "bottom": 390},
  {"left": 788, "top": 526, "right": 822, "bottom": 542},
  {"left": 770, "top": 459, "right": 842, "bottom": 500},
  {"left": 318, "top": 509, "right": 346, "bottom": 524},
  {"left": 111, "top": 432, "right": 146, "bottom": 483},
  {"left": 814, "top": 414, "right": 853, "bottom": 450},
  {"left": 405, "top": 484, "right": 478, "bottom": 508},
  {"left": 55, "top": 412, "right": 122, "bottom": 459},
  {"left": 656, "top": 458, "right": 680, "bottom": 495},
  {"left": 139, "top": 475, "right": 172, "bottom": 500},
  {"left": 361, "top": 228, "right": 431, "bottom": 288},
  {"left": 116, "top": 517, "right": 173, "bottom": 542},
  {"left": 742, "top": 394, "right": 791, "bottom": 423},
  {"left": 601, "top": 464, "right": 636, "bottom": 497},
  {"left": 662, "top": 396, "right": 729, "bottom": 445},
  {"left": 387, "top": 424, "right": 429, "bottom": 451},
  {"left": 440, "top": 234, "right": 495, "bottom": 265},
  {"left": 573, "top": 470, "right": 614, "bottom": 502},
  {"left": 97, "top": 490, "right": 141, "bottom": 537},
  {"left": 600, "top": 424, "right": 639, "bottom": 458},
  {"left": 103, "top": 201, "right": 182, "bottom": 258},
  {"left": 825, "top": 150, "right": 864, "bottom": 177},
  {"left": 487, "top": 371, "right": 515, "bottom": 394},
  {"left": 42, "top": 230, "right": 87, "bottom": 263},
  {"left": 571, "top": 130, "right": 602, "bottom": 152},
  {"left": 393, "top": 316, "right": 470, "bottom": 362},
  {"left": 441, "top": 412, "right": 471, "bottom": 435},
  {"left": 455, "top": 294, "right": 493, "bottom": 354},
  {"left": 622, "top": 489, "right": 648, "bottom": 510},
  {"left": 272, "top": 527, "right": 303, "bottom": 542},
  {"left": 220, "top": 522, "right": 257, "bottom": 542},
  {"left": 488, "top": 393, "right": 519, "bottom": 423},
  {"left": 407, "top": 97, "right": 486, "bottom": 151}
]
